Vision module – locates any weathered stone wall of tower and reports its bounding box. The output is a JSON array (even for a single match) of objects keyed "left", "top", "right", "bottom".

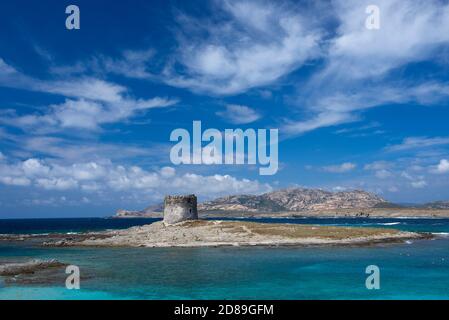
[{"left": 163, "top": 195, "right": 198, "bottom": 224}]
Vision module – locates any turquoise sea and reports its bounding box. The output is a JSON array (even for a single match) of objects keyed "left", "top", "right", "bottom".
[{"left": 0, "top": 217, "right": 448, "bottom": 300}]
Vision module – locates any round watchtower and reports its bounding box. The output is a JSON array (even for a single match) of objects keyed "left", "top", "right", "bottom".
[{"left": 163, "top": 194, "right": 198, "bottom": 224}]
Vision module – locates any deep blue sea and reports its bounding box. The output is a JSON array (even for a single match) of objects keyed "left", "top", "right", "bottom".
[{"left": 0, "top": 217, "right": 448, "bottom": 300}]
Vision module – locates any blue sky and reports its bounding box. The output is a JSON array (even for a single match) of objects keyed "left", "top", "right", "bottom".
[{"left": 1, "top": 0, "right": 449, "bottom": 218}]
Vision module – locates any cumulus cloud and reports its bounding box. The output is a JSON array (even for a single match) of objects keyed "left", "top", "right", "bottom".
[
  {"left": 163, "top": 0, "right": 322, "bottom": 95},
  {"left": 323, "top": 162, "right": 356, "bottom": 173},
  {"left": 434, "top": 159, "right": 449, "bottom": 174},
  {"left": 159, "top": 166, "right": 176, "bottom": 178},
  {"left": 0, "top": 176, "right": 31, "bottom": 187},
  {"left": 22, "top": 159, "right": 50, "bottom": 176},
  {"left": 36, "top": 177, "right": 79, "bottom": 191},
  {"left": 216, "top": 104, "right": 261, "bottom": 124},
  {"left": 323, "top": 157, "right": 449, "bottom": 200},
  {"left": 0, "top": 157, "right": 272, "bottom": 199}
]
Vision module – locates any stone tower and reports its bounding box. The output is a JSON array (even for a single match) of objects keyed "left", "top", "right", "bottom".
[{"left": 163, "top": 194, "right": 198, "bottom": 224}]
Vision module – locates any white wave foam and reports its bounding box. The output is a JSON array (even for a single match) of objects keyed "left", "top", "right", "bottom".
[
  {"left": 432, "top": 232, "right": 449, "bottom": 237},
  {"left": 379, "top": 222, "right": 401, "bottom": 226}
]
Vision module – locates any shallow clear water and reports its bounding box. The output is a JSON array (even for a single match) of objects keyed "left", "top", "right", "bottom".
[{"left": 0, "top": 217, "right": 448, "bottom": 300}]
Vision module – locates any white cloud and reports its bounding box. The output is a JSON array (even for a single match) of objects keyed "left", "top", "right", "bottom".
[
  {"left": 411, "top": 180, "right": 427, "bottom": 189},
  {"left": 364, "top": 161, "right": 391, "bottom": 171},
  {"left": 38, "top": 78, "right": 126, "bottom": 103},
  {"left": 335, "top": 122, "right": 381, "bottom": 135},
  {"left": 0, "top": 158, "right": 272, "bottom": 199},
  {"left": 36, "top": 178, "right": 79, "bottom": 191},
  {"left": 0, "top": 58, "right": 178, "bottom": 131},
  {"left": 435, "top": 159, "right": 449, "bottom": 174},
  {"left": 323, "top": 162, "right": 356, "bottom": 173},
  {"left": 328, "top": 0, "right": 449, "bottom": 80},
  {"left": 388, "top": 186, "right": 399, "bottom": 193},
  {"left": 160, "top": 166, "right": 176, "bottom": 178},
  {"left": 409, "top": 165, "right": 424, "bottom": 172},
  {"left": 284, "top": 83, "right": 449, "bottom": 135},
  {"left": 17, "top": 136, "right": 165, "bottom": 162},
  {"left": 1, "top": 97, "right": 177, "bottom": 131},
  {"left": 216, "top": 104, "right": 261, "bottom": 124},
  {"left": 22, "top": 159, "right": 50, "bottom": 176},
  {"left": 0, "top": 58, "right": 17, "bottom": 75},
  {"left": 283, "top": 112, "right": 357, "bottom": 135},
  {"left": 67, "top": 162, "right": 107, "bottom": 181},
  {"left": 51, "top": 49, "right": 155, "bottom": 80},
  {"left": 92, "top": 49, "right": 154, "bottom": 79},
  {"left": 0, "top": 176, "right": 31, "bottom": 187},
  {"left": 283, "top": 0, "right": 449, "bottom": 135},
  {"left": 399, "top": 170, "right": 428, "bottom": 189},
  {"left": 81, "top": 182, "right": 101, "bottom": 192},
  {"left": 401, "top": 171, "right": 413, "bottom": 181},
  {"left": 386, "top": 137, "right": 449, "bottom": 152},
  {"left": 0, "top": 60, "right": 126, "bottom": 103},
  {"left": 163, "top": 0, "right": 322, "bottom": 95},
  {"left": 375, "top": 169, "right": 393, "bottom": 179},
  {"left": 364, "top": 161, "right": 393, "bottom": 179}
]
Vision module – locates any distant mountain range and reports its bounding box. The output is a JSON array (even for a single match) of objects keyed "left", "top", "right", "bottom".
[
  {"left": 116, "top": 203, "right": 164, "bottom": 218},
  {"left": 419, "top": 201, "right": 449, "bottom": 209},
  {"left": 197, "top": 188, "right": 390, "bottom": 212},
  {"left": 115, "top": 188, "right": 415, "bottom": 218}
]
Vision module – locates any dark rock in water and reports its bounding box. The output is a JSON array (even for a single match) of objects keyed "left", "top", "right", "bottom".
[
  {"left": 0, "top": 259, "right": 66, "bottom": 276},
  {"left": 0, "top": 259, "right": 95, "bottom": 286}
]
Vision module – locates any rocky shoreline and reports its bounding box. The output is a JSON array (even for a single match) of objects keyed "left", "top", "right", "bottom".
[
  {"left": 39, "top": 220, "right": 430, "bottom": 248},
  {"left": 0, "top": 259, "right": 69, "bottom": 285},
  {"left": 0, "top": 259, "right": 66, "bottom": 276}
]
